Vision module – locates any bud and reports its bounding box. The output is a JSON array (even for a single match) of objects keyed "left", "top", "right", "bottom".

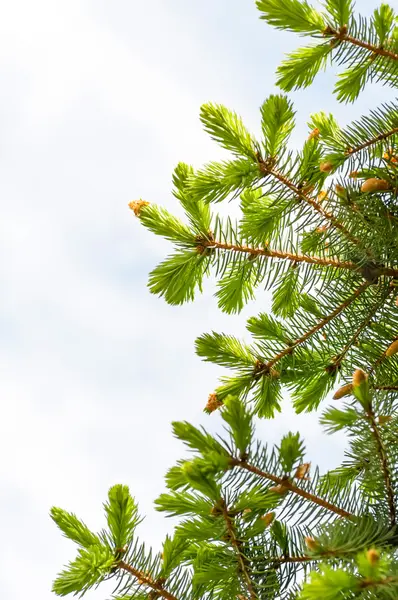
[
  {"left": 308, "top": 128, "right": 320, "bottom": 141},
  {"left": 333, "top": 383, "right": 353, "bottom": 400},
  {"left": 378, "top": 415, "right": 393, "bottom": 425},
  {"left": 366, "top": 548, "right": 380, "bottom": 566},
  {"left": 305, "top": 537, "right": 318, "bottom": 552},
  {"left": 352, "top": 369, "right": 371, "bottom": 409},
  {"left": 353, "top": 369, "right": 367, "bottom": 388},
  {"left": 385, "top": 339, "right": 398, "bottom": 357},
  {"left": 316, "top": 225, "right": 328, "bottom": 233},
  {"left": 383, "top": 149, "right": 398, "bottom": 164},
  {"left": 205, "top": 392, "right": 223, "bottom": 413},
  {"left": 260, "top": 512, "right": 275, "bottom": 527},
  {"left": 319, "top": 161, "right": 334, "bottom": 173},
  {"left": 361, "top": 178, "right": 391, "bottom": 193},
  {"left": 349, "top": 171, "right": 359, "bottom": 178},
  {"left": 294, "top": 462, "right": 311, "bottom": 480},
  {"left": 269, "top": 484, "right": 289, "bottom": 495},
  {"left": 317, "top": 190, "right": 327, "bottom": 202},
  {"left": 128, "top": 200, "right": 150, "bottom": 216},
  {"left": 335, "top": 184, "right": 346, "bottom": 195}
]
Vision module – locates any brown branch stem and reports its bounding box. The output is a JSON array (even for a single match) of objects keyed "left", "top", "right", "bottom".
[
  {"left": 117, "top": 561, "right": 178, "bottom": 600},
  {"left": 345, "top": 127, "right": 398, "bottom": 157},
  {"left": 375, "top": 386, "right": 398, "bottom": 391},
  {"left": 229, "top": 458, "right": 354, "bottom": 520},
  {"left": 204, "top": 239, "right": 398, "bottom": 278},
  {"left": 366, "top": 409, "right": 396, "bottom": 526},
  {"left": 266, "top": 282, "right": 370, "bottom": 369},
  {"left": 332, "top": 287, "right": 392, "bottom": 366},
  {"left": 221, "top": 500, "right": 258, "bottom": 600},
  {"left": 326, "top": 26, "right": 398, "bottom": 61},
  {"left": 267, "top": 166, "right": 364, "bottom": 250}
]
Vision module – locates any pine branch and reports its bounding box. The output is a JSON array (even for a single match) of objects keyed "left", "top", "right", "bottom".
[
  {"left": 229, "top": 458, "right": 354, "bottom": 519},
  {"left": 344, "top": 126, "right": 398, "bottom": 157},
  {"left": 117, "top": 561, "right": 178, "bottom": 600},
  {"left": 332, "top": 286, "right": 393, "bottom": 367},
  {"left": 257, "top": 156, "right": 367, "bottom": 252},
  {"left": 323, "top": 24, "right": 398, "bottom": 62},
  {"left": 221, "top": 499, "right": 258, "bottom": 600},
  {"left": 203, "top": 238, "right": 398, "bottom": 277},
  {"left": 375, "top": 386, "right": 398, "bottom": 391},
  {"left": 365, "top": 408, "right": 396, "bottom": 527},
  {"left": 265, "top": 281, "right": 370, "bottom": 370}
]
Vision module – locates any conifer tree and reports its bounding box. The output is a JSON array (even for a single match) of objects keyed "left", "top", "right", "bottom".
[{"left": 51, "top": 1, "right": 398, "bottom": 598}]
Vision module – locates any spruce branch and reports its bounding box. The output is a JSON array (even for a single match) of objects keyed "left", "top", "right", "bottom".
[
  {"left": 331, "top": 285, "right": 393, "bottom": 368},
  {"left": 375, "top": 386, "right": 398, "bottom": 391},
  {"left": 229, "top": 458, "right": 354, "bottom": 520},
  {"left": 221, "top": 499, "right": 259, "bottom": 600},
  {"left": 257, "top": 157, "right": 366, "bottom": 252},
  {"left": 117, "top": 561, "right": 178, "bottom": 600},
  {"left": 344, "top": 126, "right": 398, "bottom": 157},
  {"left": 265, "top": 281, "right": 370, "bottom": 370},
  {"left": 365, "top": 408, "right": 396, "bottom": 527},
  {"left": 202, "top": 238, "right": 398, "bottom": 278},
  {"left": 323, "top": 25, "right": 398, "bottom": 62}
]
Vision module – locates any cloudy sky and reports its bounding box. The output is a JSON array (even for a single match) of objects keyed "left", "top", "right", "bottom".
[{"left": 0, "top": 1, "right": 395, "bottom": 598}]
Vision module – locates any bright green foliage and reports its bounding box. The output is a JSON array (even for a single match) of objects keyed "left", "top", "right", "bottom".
[
  {"left": 199, "top": 104, "right": 258, "bottom": 159},
  {"left": 50, "top": 508, "right": 101, "bottom": 549},
  {"left": 322, "top": 0, "right": 353, "bottom": 27},
  {"left": 103, "top": 485, "right": 141, "bottom": 550},
  {"left": 277, "top": 432, "right": 305, "bottom": 472},
  {"left": 52, "top": 1, "right": 398, "bottom": 599},
  {"left": 260, "top": 95, "right": 296, "bottom": 156},
  {"left": 256, "top": 0, "right": 326, "bottom": 34}
]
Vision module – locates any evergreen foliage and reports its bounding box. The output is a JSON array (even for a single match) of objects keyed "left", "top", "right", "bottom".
[{"left": 51, "top": 1, "right": 398, "bottom": 597}]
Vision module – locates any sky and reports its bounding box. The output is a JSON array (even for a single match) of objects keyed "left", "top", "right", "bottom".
[{"left": 0, "top": 1, "right": 395, "bottom": 599}]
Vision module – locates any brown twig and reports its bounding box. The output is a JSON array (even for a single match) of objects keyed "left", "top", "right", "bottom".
[
  {"left": 221, "top": 500, "right": 258, "bottom": 600},
  {"left": 117, "top": 561, "right": 177, "bottom": 600},
  {"left": 332, "top": 286, "right": 393, "bottom": 367},
  {"left": 375, "top": 386, "right": 398, "bottom": 391},
  {"left": 324, "top": 26, "right": 398, "bottom": 62},
  {"left": 265, "top": 282, "right": 370, "bottom": 370},
  {"left": 255, "top": 157, "right": 365, "bottom": 252},
  {"left": 203, "top": 239, "right": 398, "bottom": 278},
  {"left": 365, "top": 409, "right": 396, "bottom": 526},
  {"left": 344, "top": 127, "right": 398, "bottom": 157},
  {"left": 229, "top": 458, "right": 354, "bottom": 520}
]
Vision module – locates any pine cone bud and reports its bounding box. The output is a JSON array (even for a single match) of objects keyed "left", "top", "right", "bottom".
[
  {"left": 305, "top": 536, "right": 318, "bottom": 552},
  {"left": 260, "top": 512, "right": 275, "bottom": 527},
  {"left": 366, "top": 548, "right": 379, "bottom": 566},
  {"left": 319, "top": 161, "right": 334, "bottom": 173},
  {"left": 128, "top": 200, "right": 150, "bottom": 216},
  {"left": 352, "top": 369, "right": 368, "bottom": 387},
  {"left": 361, "top": 178, "right": 391, "bottom": 193},
  {"left": 317, "top": 190, "right": 327, "bottom": 202},
  {"left": 205, "top": 392, "right": 223, "bottom": 413},
  {"left": 383, "top": 149, "right": 398, "bottom": 164},
  {"left": 349, "top": 171, "right": 359, "bottom": 178},
  {"left": 294, "top": 462, "right": 311, "bottom": 480},
  {"left": 385, "top": 339, "right": 398, "bottom": 357},
  {"left": 378, "top": 415, "right": 393, "bottom": 425},
  {"left": 308, "top": 128, "right": 320, "bottom": 141},
  {"left": 335, "top": 184, "right": 346, "bottom": 195},
  {"left": 333, "top": 383, "right": 353, "bottom": 400}
]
